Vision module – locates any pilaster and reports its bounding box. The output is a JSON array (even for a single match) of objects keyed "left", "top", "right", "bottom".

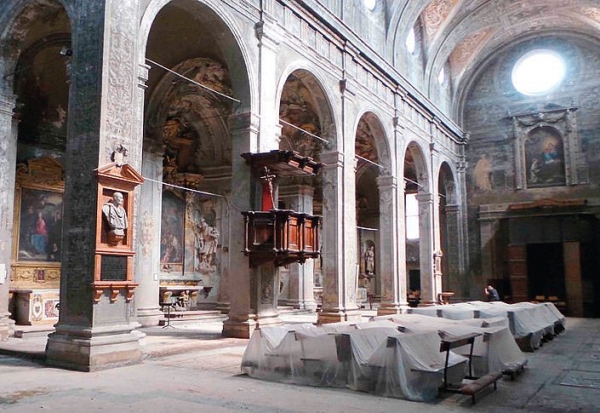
[
  {"left": 416, "top": 192, "right": 436, "bottom": 305},
  {"left": 0, "top": 92, "right": 17, "bottom": 340},
  {"left": 222, "top": 112, "right": 260, "bottom": 338},
  {"left": 134, "top": 151, "right": 163, "bottom": 326},
  {"left": 318, "top": 151, "right": 361, "bottom": 324}
]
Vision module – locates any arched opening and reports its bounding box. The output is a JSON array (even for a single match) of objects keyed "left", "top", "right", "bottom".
[
  {"left": 139, "top": 0, "right": 251, "bottom": 325},
  {"left": 404, "top": 142, "right": 434, "bottom": 305},
  {"left": 276, "top": 70, "right": 335, "bottom": 311},
  {"left": 438, "top": 162, "right": 458, "bottom": 295},
  {"left": 1, "top": 0, "right": 71, "bottom": 338},
  {"left": 355, "top": 115, "right": 381, "bottom": 309}
]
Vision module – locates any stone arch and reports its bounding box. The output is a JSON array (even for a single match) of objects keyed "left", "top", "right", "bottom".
[
  {"left": 0, "top": 0, "right": 72, "bottom": 337},
  {"left": 354, "top": 111, "right": 395, "bottom": 310},
  {"left": 0, "top": 0, "right": 74, "bottom": 82},
  {"left": 437, "top": 161, "right": 459, "bottom": 293},
  {"left": 139, "top": 0, "right": 253, "bottom": 114},
  {"left": 276, "top": 65, "right": 338, "bottom": 155},
  {"left": 404, "top": 140, "right": 430, "bottom": 193},
  {"left": 136, "top": 0, "right": 254, "bottom": 326}
]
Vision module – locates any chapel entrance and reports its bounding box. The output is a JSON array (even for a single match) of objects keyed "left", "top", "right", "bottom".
[{"left": 526, "top": 243, "right": 566, "bottom": 304}]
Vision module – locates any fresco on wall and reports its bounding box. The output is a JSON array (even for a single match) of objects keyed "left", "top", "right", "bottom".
[
  {"left": 473, "top": 154, "right": 492, "bottom": 191},
  {"left": 526, "top": 128, "right": 566, "bottom": 187},
  {"left": 279, "top": 75, "right": 322, "bottom": 159}
]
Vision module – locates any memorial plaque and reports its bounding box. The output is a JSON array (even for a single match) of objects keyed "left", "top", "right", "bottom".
[{"left": 100, "top": 255, "right": 127, "bottom": 281}]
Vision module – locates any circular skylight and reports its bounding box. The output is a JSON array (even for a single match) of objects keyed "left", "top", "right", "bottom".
[
  {"left": 512, "top": 50, "right": 565, "bottom": 96},
  {"left": 363, "top": 0, "right": 377, "bottom": 11}
]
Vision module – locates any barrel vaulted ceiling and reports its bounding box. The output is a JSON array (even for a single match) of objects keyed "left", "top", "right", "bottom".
[{"left": 387, "top": 0, "right": 600, "bottom": 94}]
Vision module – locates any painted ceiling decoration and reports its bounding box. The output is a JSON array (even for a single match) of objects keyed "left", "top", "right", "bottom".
[
  {"left": 397, "top": 0, "right": 600, "bottom": 93},
  {"left": 146, "top": 57, "right": 234, "bottom": 179},
  {"left": 279, "top": 75, "right": 322, "bottom": 159}
]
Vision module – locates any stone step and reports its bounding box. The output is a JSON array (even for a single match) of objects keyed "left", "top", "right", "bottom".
[
  {"left": 160, "top": 310, "right": 227, "bottom": 325},
  {"left": 13, "top": 324, "right": 55, "bottom": 338}
]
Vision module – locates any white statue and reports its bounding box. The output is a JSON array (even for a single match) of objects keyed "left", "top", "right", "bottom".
[{"left": 102, "top": 192, "right": 128, "bottom": 244}]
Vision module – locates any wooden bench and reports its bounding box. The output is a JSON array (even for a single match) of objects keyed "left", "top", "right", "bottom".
[
  {"left": 459, "top": 371, "right": 502, "bottom": 404},
  {"left": 438, "top": 332, "right": 502, "bottom": 403}
]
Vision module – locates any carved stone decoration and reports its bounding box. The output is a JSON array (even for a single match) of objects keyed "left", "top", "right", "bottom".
[
  {"left": 139, "top": 210, "right": 154, "bottom": 257},
  {"left": 103, "top": 0, "right": 136, "bottom": 165},
  {"left": 511, "top": 107, "right": 588, "bottom": 189}
]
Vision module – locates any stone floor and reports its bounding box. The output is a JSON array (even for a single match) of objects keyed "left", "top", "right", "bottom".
[{"left": 0, "top": 314, "right": 599, "bottom": 412}]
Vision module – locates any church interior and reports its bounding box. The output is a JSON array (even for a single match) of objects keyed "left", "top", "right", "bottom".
[{"left": 0, "top": 0, "right": 599, "bottom": 392}]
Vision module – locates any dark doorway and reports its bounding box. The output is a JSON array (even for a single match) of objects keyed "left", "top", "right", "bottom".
[{"left": 526, "top": 243, "right": 566, "bottom": 301}]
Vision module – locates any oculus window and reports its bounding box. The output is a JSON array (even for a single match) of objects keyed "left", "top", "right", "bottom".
[
  {"left": 363, "top": 0, "right": 377, "bottom": 11},
  {"left": 512, "top": 50, "right": 565, "bottom": 96}
]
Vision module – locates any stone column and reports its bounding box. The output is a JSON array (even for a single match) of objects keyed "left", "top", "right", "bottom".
[
  {"left": 417, "top": 192, "right": 436, "bottom": 305},
  {"left": 222, "top": 112, "right": 260, "bottom": 338},
  {"left": 45, "top": 0, "right": 143, "bottom": 371},
  {"left": 280, "top": 184, "right": 317, "bottom": 311},
  {"left": 377, "top": 175, "right": 403, "bottom": 314},
  {"left": 318, "top": 151, "right": 361, "bottom": 323},
  {"left": 0, "top": 92, "right": 17, "bottom": 340},
  {"left": 134, "top": 150, "right": 163, "bottom": 326}
]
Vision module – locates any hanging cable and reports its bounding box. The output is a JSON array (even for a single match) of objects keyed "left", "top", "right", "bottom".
[
  {"left": 357, "top": 225, "right": 378, "bottom": 231},
  {"left": 143, "top": 176, "right": 225, "bottom": 198},
  {"left": 279, "top": 119, "right": 330, "bottom": 145},
  {"left": 145, "top": 58, "right": 241, "bottom": 104},
  {"left": 355, "top": 154, "right": 385, "bottom": 169}
]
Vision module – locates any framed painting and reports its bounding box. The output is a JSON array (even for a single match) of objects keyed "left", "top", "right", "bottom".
[
  {"left": 16, "top": 188, "right": 63, "bottom": 262},
  {"left": 160, "top": 190, "right": 185, "bottom": 272},
  {"left": 525, "top": 127, "right": 566, "bottom": 188}
]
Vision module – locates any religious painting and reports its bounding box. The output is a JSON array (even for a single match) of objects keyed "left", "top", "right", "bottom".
[
  {"left": 525, "top": 127, "right": 566, "bottom": 187},
  {"left": 160, "top": 190, "right": 185, "bottom": 272},
  {"left": 17, "top": 188, "right": 63, "bottom": 262}
]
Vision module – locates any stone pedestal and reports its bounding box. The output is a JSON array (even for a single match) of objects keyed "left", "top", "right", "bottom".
[{"left": 46, "top": 318, "right": 142, "bottom": 372}]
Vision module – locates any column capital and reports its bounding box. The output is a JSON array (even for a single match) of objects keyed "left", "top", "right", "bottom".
[
  {"left": 320, "top": 151, "right": 344, "bottom": 168},
  {"left": 416, "top": 192, "right": 434, "bottom": 203},
  {"left": 376, "top": 174, "right": 397, "bottom": 189}
]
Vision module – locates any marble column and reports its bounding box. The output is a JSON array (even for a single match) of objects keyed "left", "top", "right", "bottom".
[
  {"left": 417, "top": 192, "right": 436, "bottom": 305},
  {"left": 376, "top": 175, "right": 404, "bottom": 315},
  {"left": 318, "top": 151, "right": 361, "bottom": 324},
  {"left": 134, "top": 150, "right": 163, "bottom": 326},
  {"left": 45, "top": 0, "right": 143, "bottom": 371},
  {"left": 0, "top": 92, "right": 17, "bottom": 340},
  {"left": 280, "top": 184, "right": 317, "bottom": 311}
]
